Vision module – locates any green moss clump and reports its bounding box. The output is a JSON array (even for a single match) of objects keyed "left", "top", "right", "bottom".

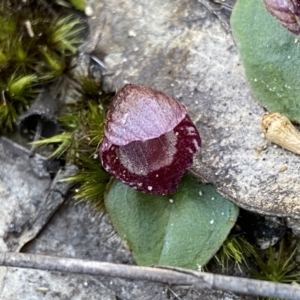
[
  {"left": 252, "top": 237, "right": 300, "bottom": 284},
  {"left": 0, "top": 0, "right": 85, "bottom": 133},
  {"left": 32, "top": 74, "right": 114, "bottom": 210}
]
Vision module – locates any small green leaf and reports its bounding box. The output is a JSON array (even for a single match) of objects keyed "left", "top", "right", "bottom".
[
  {"left": 231, "top": 0, "right": 300, "bottom": 122},
  {"left": 105, "top": 174, "right": 239, "bottom": 269},
  {"left": 69, "top": 0, "right": 85, "bottom": 11},
  {"left": 0, "top": 101, "right": 19, "bottom": 132},
  {"left": 0, "top": 49, "right": 7, "bottom": 64},
  {"left": 31, "top": 132, "right": 74, "bottom": 159},
  {"left": 61, "top": 154, "right": 111, "bottom": 210},
  {"left": 0, "top": 16, "right": 17, "bottom": 41},
  {"left": 39, "top": 49, "right": 66, "bottom": 77},
  {"left": 47, "top": 16, "right": 84, "bottom": 54},
  {"left": 7, "top": 74, "right": 36, "bottom": 97}
]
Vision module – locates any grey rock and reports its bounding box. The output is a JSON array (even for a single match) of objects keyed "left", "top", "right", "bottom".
[
  {"left": 0, "top": 137, "right": 76, "bottom": 252},
  {"left": 0, "top": 137, "right": 51, "bottom": 252},
  {"left": 0, "top": 267, "right": 116, "bottom": 300},
  {"left": 0, "top": 138, "right": 78, "bottom": 299}
]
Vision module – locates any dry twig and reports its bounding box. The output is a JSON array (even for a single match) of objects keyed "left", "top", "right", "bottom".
[{"left": 0, "top": 252, "right": 300, "bottom": 299}]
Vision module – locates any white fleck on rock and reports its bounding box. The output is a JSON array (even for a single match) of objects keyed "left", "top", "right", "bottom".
[
  {"left": 36, "top": 287, "right": 49, "bottom": 294},
  {"left": 128, "top": 30, "right": 137, "bottom": 37},
  {"left": 85, "top": 6, "right": 93, "bottom": 16}
]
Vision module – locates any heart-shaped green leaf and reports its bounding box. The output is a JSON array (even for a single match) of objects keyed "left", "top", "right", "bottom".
[
  {"left": 231, "top": 0, "right": 300, "bottom": 123},
  {"left": 104, "top": 174, "right": 238, "bottom": 270}
]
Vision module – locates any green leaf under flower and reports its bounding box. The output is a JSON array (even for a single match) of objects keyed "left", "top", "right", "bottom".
[{"left": 105, "top": 174, "right": 239, "bottom": 269}]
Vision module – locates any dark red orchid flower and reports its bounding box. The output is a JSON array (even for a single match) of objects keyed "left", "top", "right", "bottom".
[
  {"left": 99, "top": 84, "right": 201, "bottom": 195},
  {"left": 263, "top": 0, "right": 300, "bottom": 34}
]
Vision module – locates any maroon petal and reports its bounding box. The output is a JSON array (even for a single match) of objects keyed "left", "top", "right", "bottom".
[
  {"left": 263, "top": 0, "right": 300, "bottom": 34},
  {"left": 100, "top": 115, "right": 201, "bottom": 195},
  {"left": 104, "top": 84, "right": 187, "bottom": 146}
]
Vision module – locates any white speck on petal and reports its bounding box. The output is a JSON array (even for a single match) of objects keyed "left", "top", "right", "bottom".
[
  {"left": 192, "top": 139, "right": 200, "bottom": 150},
  {"left": 186, "top": 148, "right": 194, "bottom": 154},
  {"left": 120, "top": 113, "right": 129, "bottom": 124},
  {"left": 148, "top": 186, "right": 153, "bottom": 191},
  {"left": 186, "top": 126, "right": 196, "bottom": 136}
]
